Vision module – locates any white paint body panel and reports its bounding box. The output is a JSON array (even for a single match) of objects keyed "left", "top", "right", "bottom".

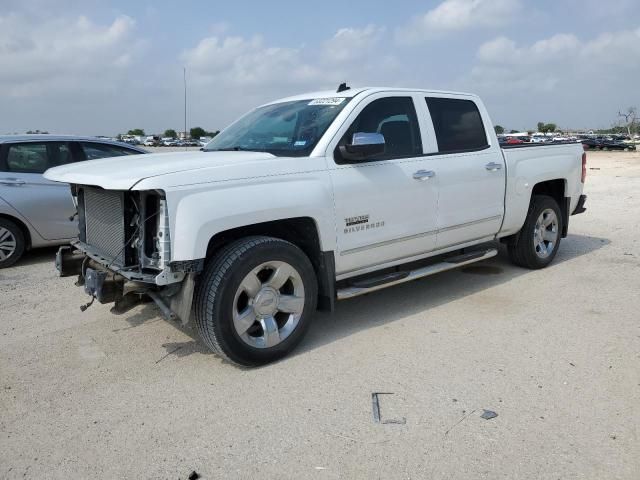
[
  {"left": 499, "top": 143, "right": 584, "bottom": 237},
  {"left": 44, "top": 87, "right": 585, "bottom": 281}
]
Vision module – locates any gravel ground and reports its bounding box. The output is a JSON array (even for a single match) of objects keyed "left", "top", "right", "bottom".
[{"left": 1, "top": 151, "right": 639, "bottom": 479}]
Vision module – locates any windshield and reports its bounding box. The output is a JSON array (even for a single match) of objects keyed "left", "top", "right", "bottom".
[{"left": 203, "top": 98, "right": 351, "bottom": 156}]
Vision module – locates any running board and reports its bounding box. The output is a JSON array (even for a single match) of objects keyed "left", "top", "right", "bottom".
[{"left": 336, "top": 248, "right": 498, "bottom": 300}]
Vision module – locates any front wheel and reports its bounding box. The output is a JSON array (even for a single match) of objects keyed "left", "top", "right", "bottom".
[
  {"left": 508, "top": 195, "right": 563, "bottom": 269},
  {"left": 194, "top": 236, "right": 318, "bottom": 366}
]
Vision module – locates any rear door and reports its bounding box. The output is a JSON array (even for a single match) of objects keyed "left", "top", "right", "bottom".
[
  {"left": 327, "top": 93, "right": 440, "bottom": 277},
  {"left": 0, "top": 141, "right": 78, "bottom": 240},
  {"left": 422, "top": 96, "right": 506, "bottom": 248}
]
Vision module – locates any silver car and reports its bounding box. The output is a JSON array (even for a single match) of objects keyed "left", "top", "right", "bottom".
[{"left": 0, "top": 135, "right": 147, "bottom": 268}]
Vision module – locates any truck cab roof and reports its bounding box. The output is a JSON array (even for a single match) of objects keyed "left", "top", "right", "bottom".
[{"left": 266, "top": 87, "right": 479, "bottom": 106}]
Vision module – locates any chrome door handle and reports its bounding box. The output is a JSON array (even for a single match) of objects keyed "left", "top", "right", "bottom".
[
  {"left": 413, "top": 170, "right": 436, "bottom": 180},
  {"left": 0, "top": 178, "right": 26, "bottom": 186},
  {"left": 485, "top": 162, "right": 502, "bottom": 171}
]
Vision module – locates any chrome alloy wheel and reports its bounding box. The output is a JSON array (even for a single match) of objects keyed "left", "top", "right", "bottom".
[
  {"left": 0, "top": 227, "right": 17, "bottom": 261},
  {"left": 232, "top": 261, "right": 306, "bottom": 349},
  {"left": 533, "top": 208, "right": 559, "bottom": 259}
]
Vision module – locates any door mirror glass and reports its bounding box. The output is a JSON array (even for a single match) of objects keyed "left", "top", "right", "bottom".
[{"left": 339, "top": 132, "right": 385, "bottom": 161}]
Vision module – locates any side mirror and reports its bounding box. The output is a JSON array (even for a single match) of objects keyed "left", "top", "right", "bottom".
[{"left": 338, "top": 132, "right": 385, "bottom": 161}]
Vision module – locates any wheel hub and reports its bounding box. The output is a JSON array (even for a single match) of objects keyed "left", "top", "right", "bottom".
[
  {"left": 533, "top": 208, "right": 558, "bottom": 259},
  {"left": 252, "top": 287, "right": 280, "bottom": 317},
  {"left": 232, "top": 260, "right": 306, "bottom": 349}
]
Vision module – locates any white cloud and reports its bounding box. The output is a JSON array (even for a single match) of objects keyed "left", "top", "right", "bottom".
[
  {"left": 461, "top": 26, "right": 640, "bottom": 128},
  {"left": 322, "top": 24, "right": 385, "bottom": 63},
  {"left": 477, "top": 33, "right": 582, "bottom": 64},
  {"left": 0, "top": 13, "right": 143, "bottom": 97},
  {"left": 182, "top": 35, "right": 319, "bottom": 88},
  {"left": 180, "top": 25, "right": 403, "bottom": 129},
  {"left": 397, "top": 0, "right": 521, "bottom": 43}
]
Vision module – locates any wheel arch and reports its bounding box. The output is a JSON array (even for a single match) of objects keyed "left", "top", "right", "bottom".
[
  {"left": 501, "top": 178, "right": 569, "bottom": 246},
  {"left": 205, "top": 217, "right": 335, "bottom": 312},
  {"left": 531, "top": 178, "right": 569, "bottom": 237}
]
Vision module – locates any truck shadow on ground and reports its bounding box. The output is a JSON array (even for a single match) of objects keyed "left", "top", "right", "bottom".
[
  {"left": 298, "top": 233, "right": 609, "bottom": 357},
  {"left": 133, "top": 233, "right": 610, "bottom": 363}
]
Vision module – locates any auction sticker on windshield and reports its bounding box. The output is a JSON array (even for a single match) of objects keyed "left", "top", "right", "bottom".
[{"left": 308, "top": 98, "right": 346, "bottom": 106}]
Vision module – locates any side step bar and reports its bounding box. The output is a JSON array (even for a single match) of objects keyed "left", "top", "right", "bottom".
[{"left": 336, "top": 248, "right": 498, "bottom": 300}]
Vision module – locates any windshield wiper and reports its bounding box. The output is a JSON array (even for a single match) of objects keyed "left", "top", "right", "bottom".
[{"left": 206, "top": 146, "right": 259, "bottom": 152}]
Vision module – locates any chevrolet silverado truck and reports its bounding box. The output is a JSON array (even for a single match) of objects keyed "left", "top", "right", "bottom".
[{"left": 45, "top": 86, "right": 587, "bottom": 366}]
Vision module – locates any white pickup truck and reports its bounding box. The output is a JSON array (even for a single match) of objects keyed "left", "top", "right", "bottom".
[{"left": 46, "top": 86, "right": 587, "bottom": 366}]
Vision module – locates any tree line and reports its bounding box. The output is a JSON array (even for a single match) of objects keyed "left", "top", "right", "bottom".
[
  {"left": 493, "top": 106, "right": 638, "bottom": 136},
  {"left": 122, "top": 127, "right": 219, "bottom": 139}
]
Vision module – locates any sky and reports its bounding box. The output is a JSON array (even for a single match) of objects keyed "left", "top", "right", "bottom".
[{"left": 1, "top": 0, "right": 639, "bottom": 135}]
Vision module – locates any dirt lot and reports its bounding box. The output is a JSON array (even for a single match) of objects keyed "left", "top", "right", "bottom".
[{"left": 1, "top": 151, "right": 639, "bottom": 479}]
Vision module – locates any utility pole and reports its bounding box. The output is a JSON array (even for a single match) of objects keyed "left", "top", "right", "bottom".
[{"left": 183, "top": 67, "right": 187, "bottom": 150}]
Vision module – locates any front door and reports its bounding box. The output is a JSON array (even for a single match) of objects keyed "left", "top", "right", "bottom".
[{"left": 328, "top": 94, "right": 439, "bottom": 277}]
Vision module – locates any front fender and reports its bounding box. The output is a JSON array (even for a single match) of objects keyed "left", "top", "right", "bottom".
[{"left": 164, "top": 173, "right": 335, "bottom": 261}]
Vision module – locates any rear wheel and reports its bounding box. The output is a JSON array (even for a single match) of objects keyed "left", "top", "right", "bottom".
[
  {"left": 508, "top": 195, "right": 562, "bottom": 269},
  {"left": 0, "top": 219, "right": 25, "bottom": 269},
  {"left": 194, "top": 236, "right": 318, "bottom": 366}
]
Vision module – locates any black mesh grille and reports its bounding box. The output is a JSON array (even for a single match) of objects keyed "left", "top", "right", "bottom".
[{"left": 83, "top": 188, "right": 126, "bottom": 265}]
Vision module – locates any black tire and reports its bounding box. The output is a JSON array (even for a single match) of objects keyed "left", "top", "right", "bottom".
[
  {"left": 194, "top": 236, "right": 318, "bottom": 366},
  {"left": 0, "top": 218, "right": 25, "bottom": 269},
  {"left": 508, "top": 195, "right": 563, "bottom": 269}
]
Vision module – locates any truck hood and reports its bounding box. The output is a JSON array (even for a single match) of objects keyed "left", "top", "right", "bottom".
[{"left": 44, "top": 150, "right": 279, "bottom": 190}]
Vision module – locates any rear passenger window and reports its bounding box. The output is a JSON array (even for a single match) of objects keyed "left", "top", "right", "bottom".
[
  {"left": 6, "top": 144, "right": 48, "bottom": 173},
  {"left": 80, "top": 142, "right": 140, "bottom": 160},
  {"left": 4, "top": 143, "right": 74, "bottom": 173},
  {"left": 426, "top": 98, "right": 488, "bottom": 153}
]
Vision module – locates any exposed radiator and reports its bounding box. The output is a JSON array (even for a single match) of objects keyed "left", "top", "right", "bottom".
[{"left": 82, "top": 188, "right": 126, "bottom": 265}]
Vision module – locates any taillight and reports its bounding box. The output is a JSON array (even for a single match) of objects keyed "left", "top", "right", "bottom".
[{"left": 581, "top": 152, "right": 587, "bottom": 183}]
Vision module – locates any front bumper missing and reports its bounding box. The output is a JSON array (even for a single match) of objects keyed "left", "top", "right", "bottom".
[
  {"left": 55, "top": 245, "right": 195, "bottom": 324},
  {"left": 66, "top": 239, "right": 185, "bottom": 285}
]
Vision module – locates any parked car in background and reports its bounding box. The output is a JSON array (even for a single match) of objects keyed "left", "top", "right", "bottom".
[
  {"left": 162, "top": 138, "right": 178, "bottom": 146},
  {"left": 0, "top": 135, "right": 147, "bottom": 268},
  {"left": 144, "top": 136, "right": 161, "bottom": 147},
  {"left": 581, "top": 137, "right": 636, "bottom": 151},
  {"left": 501, "top": 137, "right": 526, "bottom": 145}
]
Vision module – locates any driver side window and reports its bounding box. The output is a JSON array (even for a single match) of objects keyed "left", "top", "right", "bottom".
[{"left": 335, "top": 96, "right": 422, "bottom": 164}]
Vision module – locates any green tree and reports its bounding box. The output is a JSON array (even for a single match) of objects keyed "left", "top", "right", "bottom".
[
  {"left": 537, "top": 122, "right": 546, "bottom": 133},
  {"left": 494, "top": 125, "right": 505, "bottom": 134},
  {"left": 545, "top": 123, "right": 557, "bottom": 133},
  {"left": 164, "top": 129, "right": 177, "bottom": 138},
  {"left": 190, "top": 127, "right": 206, "bottom": 139},
  {"left": 127, "top": 128, "right": 145, "bottom": 136}
]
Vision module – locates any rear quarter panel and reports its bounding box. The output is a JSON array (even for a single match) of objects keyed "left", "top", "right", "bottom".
[{"left": 500, "top": 143, "right": 584, "bottom": 237}]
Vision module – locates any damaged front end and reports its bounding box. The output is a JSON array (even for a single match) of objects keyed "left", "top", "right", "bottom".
[{"left": 56, "top": 185, "right": 202, "bottom": 323}]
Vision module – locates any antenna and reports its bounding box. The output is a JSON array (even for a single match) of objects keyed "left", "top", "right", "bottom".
[{"left": 337, "top": 82, "right": 350, "bottom": 93}]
